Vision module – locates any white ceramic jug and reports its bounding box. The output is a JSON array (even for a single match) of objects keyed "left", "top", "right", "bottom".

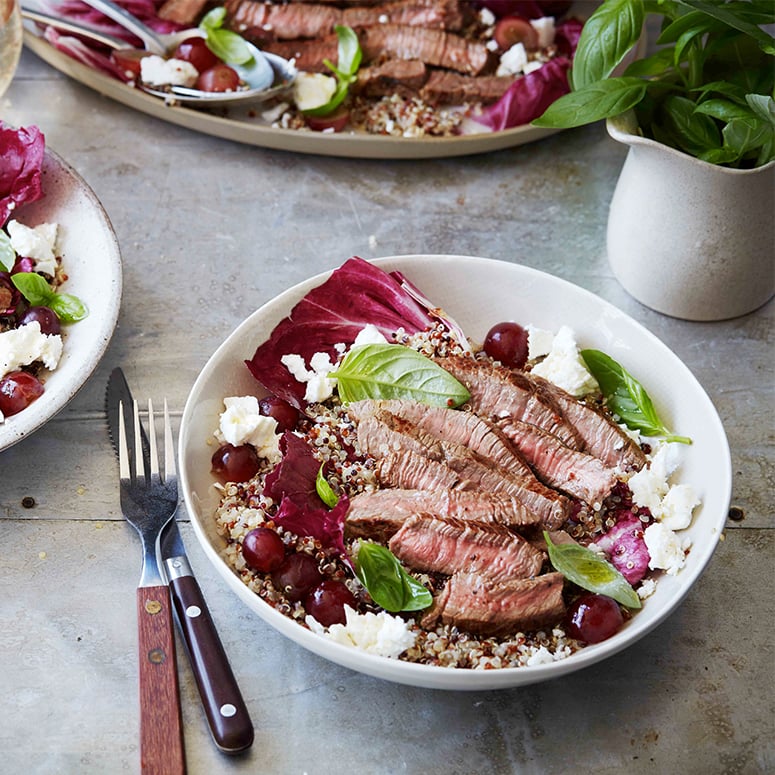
[{"left": 606, "top": 111, "right": 775, "bottom": 321}]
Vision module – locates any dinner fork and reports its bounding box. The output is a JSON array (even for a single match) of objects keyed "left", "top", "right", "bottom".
[{"left": 119, "top": 398, "right": 186, "bottom": 775}]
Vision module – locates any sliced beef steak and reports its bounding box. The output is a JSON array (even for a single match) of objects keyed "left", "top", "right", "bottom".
[
  {"left": 349, "top": 398, "right": 536, "bottom": 480},
  {"left": 497, "top": 417, "right": 619, "bottom": 506},
  {"left": 377, "top": 448, "right": 472, "bottom": 491},
  {"left": 420, "top": 69, "right": 514, "bottom": 105},
  {"left": 360, "top": 25, "right": 494, "bottom": 75},
  {"left": 258, "top": 37, "right": 339, "bottom": 72},
  {"left": 422, "top": 571, "right": 566, "bottom": 637},
  {"left": 345, "top": 488, "right": 547, "bottom": 541},
  {"left": 356, "top": 411, "right": 444, "bottom": 461},
  {"left": 226, "top": 0, "right": 342, "bottom": 39},
  {"left": 436, "top": 355, "right": 583, "bottom": 449},
  {"left": 158, "top": 0, "right": 209, "bottom": 25},
  {"left": 352, "top": 59, "right": 429, "bottom": 99},
  {"left": 388, "top": 515, "right": 544, "bottom": 582},
  {"left": 538, "top": 379, "right": 647, "bottom": 472}
]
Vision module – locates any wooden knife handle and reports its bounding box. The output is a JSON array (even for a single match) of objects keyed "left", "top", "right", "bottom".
[
  {"left": 137, "top": 585, "right": 186, "bottom": 775},
  {"left": 169, "top": 574, "right": 254, "bottom": 753}
]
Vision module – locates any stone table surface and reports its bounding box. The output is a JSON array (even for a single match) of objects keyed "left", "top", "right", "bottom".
[{"left": 1, "top": 43, "right": 773, "bottom": 775}]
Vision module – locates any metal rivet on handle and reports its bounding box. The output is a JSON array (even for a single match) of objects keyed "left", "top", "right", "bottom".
[
  {"left": 185, "top": 605, "right": 201, "bottom": 618},
  {"left": 145, "top": 600, "right": 162, "bottom": 615},
  {"left": 148, "top": 648, "right": 166, "bottom": 664},
  {"left": 220, "top": 704, "right": 237, "bottom": 718}
]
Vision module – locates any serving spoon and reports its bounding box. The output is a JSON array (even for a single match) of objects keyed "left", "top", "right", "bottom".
[{"left": 22, "top": 0, "right": 296, "bottom": 106}]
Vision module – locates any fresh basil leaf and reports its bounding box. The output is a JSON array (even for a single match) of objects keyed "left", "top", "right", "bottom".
[
  {"left": 11, "top": 272, "right": 55, "bottom": 306},
  {"left": 315, "top": 464, "right": 339, "bottom": 508},
  {"left": 303, "top": 26, "right": 361, "bottom": 117},
  {"left": 746, "top": 93, "right": 775, "bottom": 127},
  {"left": 199, "top": 7, "right": 227, "bottom": 31},
  {"left": 206, "top": 28, "right": 252, "bottom": 65},
  {"left": 660, "top": 95, "right": 721, "bottom": 155},
  {"left": 675, "top": 0, "right": 775, "bottom": 55},
  {"left": 49, "top": 292, "right": 88, "bottom": 323},
  {"left": 534, "top": 78, "right": 647, "bottom": 128},
  {"left": 691, "top": 80, "right": 748, "bottom": 103},
  {"left": 623, "top": 47, "right": 675, "bottom": 78},
  {"left": 544, "top": 532, "right": 641, "bottom": 609},
  {"left": 580, "top": 349, "right": 691, "bottom": 444},
  {"left": 356, "top": 542, "right": 432, "bottom": 612},
  {"left": 694, "top": 97, "right": 754, "bottom": 123},
  {"left": 331, "top": 344, "right": 470, "bottom": 408},
  {"left": 570, "top": 0, "right": 645, "bottom": 90},
  {"left": 0, "top": 230, "right": 14, "bottom": 272}
]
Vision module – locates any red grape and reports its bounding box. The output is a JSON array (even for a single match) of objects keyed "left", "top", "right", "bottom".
[
  {"left": 18, "top": 306, "right": 61, "bottom": 335},
  {"left": 211, "top": 443, "right": 260, "bottom": 484},
  {"left": 304, "top": 580, "right": 356, "bottom": 626},
  {"left": 258, "top": 395, "right": 300, "bottom": 432},
  {"left": 173, "top": 37, "right": 219, "bottom": 73},
  {"left": 111, "top": 48, "right": 154, "bottom": 80},
  {"left": 242, "top": 527, "right": 286, "bottom": 573},
  {"left": 494, "top": 16, "right": 539, "bottom": 51},
  {"left": 0, "top": 371, "right": 44, "bottom": 416},
  {"left": 271, "top": 553, "right": 323, "bottom": 602},
  {"left": 483, "top": 321, "right": 529, "bottom": 369},
  {"left": 305, "top": 107, "right": 350, "bottom": 133},
  {"left": 196, "top": 64, "right": 240, "bottom": 92},
  {"left": 564, "top": 593, "right": 624, "bottom": 644}
]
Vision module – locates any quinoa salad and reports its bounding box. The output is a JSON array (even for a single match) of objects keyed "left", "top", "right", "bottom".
[{"left": 202, "top": 257, "right": 700, "bottom": 670}]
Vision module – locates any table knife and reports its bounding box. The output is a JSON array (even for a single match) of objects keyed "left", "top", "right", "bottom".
[{"left": 106, "top": 369, "right": 254, "bottom": 754}]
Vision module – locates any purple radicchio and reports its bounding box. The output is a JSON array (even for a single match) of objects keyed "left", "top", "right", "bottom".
[
  {"left": 263, "top": 432, "right": 350, "bottom": 562},
  {"left": 0, "top": 123, "right": 45, "bottom": 227},
  {"left": 593, "top": 515, "right": 651, "bottom": 586},
  {"left": 246, "top": 256, "right": 436, "bottom": 409}
]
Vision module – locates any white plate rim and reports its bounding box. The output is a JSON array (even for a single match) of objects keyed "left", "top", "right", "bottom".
[
  {"left": 179, "top": 254, "right": 731, "bottom": 690},
  {"left": 0, "top": 147, "right": 122, "bottom": 452}
]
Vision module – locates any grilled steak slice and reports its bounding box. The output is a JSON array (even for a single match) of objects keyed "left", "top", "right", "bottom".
[
  {"left": 350, "top": 398, "right": 536, "bottom": 480},
  {"left": 420, "top": 69, "right": 514, "bottom": 105},
  {"left": 356, "top": 411, "right": 444, "bottom": 461},
  {"left": 258, "top": 37, "right": 339, "bottom": 72},
  {"left": 345, "top": 488, "right": 546, "bottom": 541},
  {"left": 360, "top": 25, "right": 495, "bottom": 76},
  {"left": 436, "top": 355, "right": 583, "bottom": 449},
  {"left": 351, "top": 59, "right": 429, "bottom": 99},
  {"left": 422, "top": 571, "right": 566, "bottom": 637},
  {"left": 158, "top": 0, "right": 209, "bottom": 25},
  {"left": 227, "top": 0, "right": 466, "bottom": 40},
  {"left": 389, "top": 514, "right": 544, "bottom": 582},
  {"left": 377, "top": 449, "right": 472, "bottom": 491},
  {"left": 497, "top": 417, "right": 619, "bottom": 506},
  {"left": 538, "top": 379, "right": 647, "bottom": 472}
]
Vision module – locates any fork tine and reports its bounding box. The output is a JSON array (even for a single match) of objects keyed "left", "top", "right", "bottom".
[
  {"left": 163, "top": 399, "right": 176, "bottom": 483},
  {"left": 147, "top": 398, "right": 160, "bottom": 480},
  {"left": 133, "top": 399, "right": 146, "bottom": 480},
  {"left": 118, "top": 400, "right": 131, "bottom": 480}
]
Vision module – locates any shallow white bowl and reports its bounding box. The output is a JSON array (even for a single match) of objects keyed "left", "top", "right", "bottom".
[
  {"left": 179, "top": 255, "right": 731, "bottom": 690},
  {"left": 0, "top": 149, "right": 122, "bottom": 451}
]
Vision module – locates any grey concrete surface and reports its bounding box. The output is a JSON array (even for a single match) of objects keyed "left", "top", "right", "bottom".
[{"left": 1, "top": 45, "right": 773, "bottom": 774}]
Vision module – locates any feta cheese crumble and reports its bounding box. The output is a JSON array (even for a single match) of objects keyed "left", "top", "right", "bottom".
[
  {"left": 293, "top": 72, "right": 337, "bottom": 111},
  {"left": 6, "top": 220, "right": 58, "bottom": 276},
  {"left": 140, "top": 56, "right": 198, "bottom": 87},
  {"left": 530, "top": 325, "right": 599, "bottom": 396},
  {"left": 217, "top": 396, "right": 281, "bottom": 461},
  {"left": 497, "top": 42, "right": 529, "bottom": 76},
  {"left": 281, "top": 352, "right": 338, "bottom": 403},
  {"left": 530, "top": 17, "right": 556, "bottom": 48},
  {"left": 306, "top": 605, "right": 417, "bottom": 658},
  {"left": 643, "top": 522, "right": 688, "bottom": 575},
  {"left": 0, "top": 321, "right": 63, "bottom": 379}
]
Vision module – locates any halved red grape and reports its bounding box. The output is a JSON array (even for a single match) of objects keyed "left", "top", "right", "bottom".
[
  {"left": 211, "top": 443, "right": 260, "bottom": 484},
  {"left": 173, "top": 37, "right": 219, "bottom": 73},
  {"left": 564, "top": 593, "right": 624, "bottom": 644},
  {"left": 111, "top": 48, "right": 154, "bottom": 80},
  {"left": 271, "top": 553, "right": 323, "bottom": 602},
  {"left": 258, "top": 395, "right": 300, "bottom": 432},
  {"left": 18, "top": 306, "right": 61, "bottom": 335},
  {"left": 305, "top": 106, "right": 350, "bottom": 133},
  {"left": 304, "top": 580, "right": 355, "bottom": 626},
  {"left": 196, "top": 64, "right": 240, "bottom": 92},
  {"left": 483, "top": 321, "right": 529, "bottom": 369},
  {"left": 0, "top": 371, "right": 44, "bottom": 416},
  {"left": 494, "top": 16, "right": 540, "bottom": 50},
  {"left": 242, "top": 527, "right": 286, "bottom": 573}
]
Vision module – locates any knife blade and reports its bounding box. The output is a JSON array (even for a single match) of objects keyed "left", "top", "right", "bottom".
[{"left": 107, "top": 368, "right": 254, "bottom": 754}]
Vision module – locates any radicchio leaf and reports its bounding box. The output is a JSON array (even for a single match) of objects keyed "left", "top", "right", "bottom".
[
  {"left": 473, "top": 57, "right": 572, "bottom": 132},
  {"left": 593, "top": 515, "right": 651, "bottom": 585},
  {"left": 246, "top": 257, "right": 435, "bottom": 408},
  {"left": 0, "top": 123, "right": 45, "bottom": 227},
  {"left": 43, "top": 27, "right": 128, "bottom": 82},
  {"left": 263, "top": 431, "right": 350, "bottom": 561}
]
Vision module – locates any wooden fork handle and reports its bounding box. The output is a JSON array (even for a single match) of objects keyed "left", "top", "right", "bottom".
[
  {"left": 137, "top": 585, "right": 186, "bottom": 775},
  {"left": 169, "top": 574, "right": 254, "bottom": 753}
]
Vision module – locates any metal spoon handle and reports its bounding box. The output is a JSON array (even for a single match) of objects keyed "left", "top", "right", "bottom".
[
  {"left": 75, "top": 0, "right": 167, "bottom": 53},
  {"left": 21, "top": 8, "right": 130, "bottom": 48}
]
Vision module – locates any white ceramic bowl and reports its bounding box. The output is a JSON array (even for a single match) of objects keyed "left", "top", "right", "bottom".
[
  {"left": 0, "top": 149, "right": 122, "bottom": 451},
  {"left": 179, "top": 255, "right": 731, "bottom": 690}
]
